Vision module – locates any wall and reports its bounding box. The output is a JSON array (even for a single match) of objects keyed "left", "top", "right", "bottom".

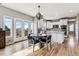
[
  {"left": 0, "top": 6, "right": 34, "bottom": 45},
  {"left": 76, "top": 14, "right": 79, "bottom": 40},
  {"left": 33, "top": 18, "right": 38, "bottom": 36},
  {"left": 47, "top": 22, "right": 53, "bottom": 29}
]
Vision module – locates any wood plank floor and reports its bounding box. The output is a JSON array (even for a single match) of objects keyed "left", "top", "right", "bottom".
[
  {"left": 28, "top": 38, "right": 79, "bottom": 56},
  {"left": 0, "top": 34, "right": 79, "bottom": 56},
  {"left": 0, "top": 40, "right": 28, "bottom": 56}
]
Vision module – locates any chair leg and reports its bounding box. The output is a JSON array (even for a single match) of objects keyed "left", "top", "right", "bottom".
[
  {"left": 33, "top": 44, "right": 35, "bottom": 55},
  {"left": 46, "top": 42, "right": 48, "bottom": 51},
  {"left": 50, "top": 39, "right": 52, "bottom": 48},
  {"left": 33, "top": 41, "right": 35, "bottom": 52},
  {"left": 50, "top": 41, "right": 51, "bottom": 49},
  {"left": 33, "top": 40, "right": 35, "bottom": 55},
  {"left": 33, "top": 44, "right": 35, "bottom": 52}
]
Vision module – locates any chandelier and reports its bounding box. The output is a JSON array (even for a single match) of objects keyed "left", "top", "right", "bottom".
[{"left": 35, "top": 5, "right": 43, "bottom": 20}]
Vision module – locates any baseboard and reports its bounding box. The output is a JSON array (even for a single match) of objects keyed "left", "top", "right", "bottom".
[{"left": 6, "top": 39, "right": 27, "bottom": 46}]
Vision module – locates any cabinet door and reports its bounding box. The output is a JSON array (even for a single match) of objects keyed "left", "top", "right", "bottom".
[{"left": 0, "top": 32, "right": 5, "bottom": 48}]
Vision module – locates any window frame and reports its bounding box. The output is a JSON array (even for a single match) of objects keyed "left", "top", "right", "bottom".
[
  {"left": 23, "top": 20, "right": 34, "bottom": 36},
  {"left": 29, "top": 21, "right": 34, "bottom": 34},
  {"left": 3, "top": 16, "right": 13, "bottom": 38},
  {"left": 23, "top": 21, "right": 29, "bottom": 36},
  {"left": 15, "top": 18, "right": 23, "bottom": 38}
]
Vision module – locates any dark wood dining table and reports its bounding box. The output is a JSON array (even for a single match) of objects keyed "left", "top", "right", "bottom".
[{"left": 30, "top": 35, "right": 47, "bottom": 49}]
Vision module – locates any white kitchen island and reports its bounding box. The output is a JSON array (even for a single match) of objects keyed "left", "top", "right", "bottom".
[{"left": 47, "top": 30, "right": 64, "bottom": 44}]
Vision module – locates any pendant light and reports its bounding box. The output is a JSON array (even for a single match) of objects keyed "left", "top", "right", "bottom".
[{"left": 35, "top": 5, "right": 43, "bottom": 20}]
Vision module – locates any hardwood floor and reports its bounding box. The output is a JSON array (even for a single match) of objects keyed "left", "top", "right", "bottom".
[
  {"left": 0, "top": 34, "right": 79, "bottom": 56},
  {"left": 0, "top": 40, "right": 28, "bottom": 56},
  {"left": 28, "top": 37, "right": 79, "bottom": 56}
]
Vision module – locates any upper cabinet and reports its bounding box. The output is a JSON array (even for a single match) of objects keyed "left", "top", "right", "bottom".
[{"left": 60, "top": 19, "right": 68, "bottom": 25}]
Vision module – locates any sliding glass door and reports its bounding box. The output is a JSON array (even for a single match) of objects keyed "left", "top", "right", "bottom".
[
  {"left": 23, "top": 21, "right": 33, "bottom": 36},
  {"left": 4, "top": 16, "right": 13, "bottom": 45},
  {"left": 4, "top": 16, "right": 34, "bottom": 44},
  {"left": 16, "top": 20, "right": 23, "bottom": 38},
  {"left": 29, "top": 22, "right": 33, "bottom": 34},
  {"left": 4, "top": 17, "right": 12, "bottom": 37},
  {"left": 24, "top": 22, "right": 29, "bottom": 36}
]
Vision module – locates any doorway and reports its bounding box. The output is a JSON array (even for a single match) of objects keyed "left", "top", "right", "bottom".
[{"left": 68, "top": 21, "right": 75, "bottom": 36}]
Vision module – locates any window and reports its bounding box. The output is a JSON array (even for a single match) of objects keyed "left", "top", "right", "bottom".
[
  {"left": 4, "top": 17, "right": 12, "bottom": 37},
  {"left": 24, "top": 22, "right": 29, "bottom": 36},
  {"left": 24, "top": 21, "right": 33, "bottom": 36},
  {"left": 29, "top": 22, "right": 33, "bottom": 34},
  {"left": 16, "top": 20, "right": 22, "bottom": 38}
]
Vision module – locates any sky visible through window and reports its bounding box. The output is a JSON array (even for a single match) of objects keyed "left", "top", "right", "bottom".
[
  {"left": 4, "top": 18, "right": 12, "bottom": 29},
  {"left": 5, "top": 18, "right": 33, "bottom": 29},
  {"left": 24, "top": 22, "right": 28, "bottom": 29},
  {"left": 16, "top": 20, "right": 22, "bottom": 28},
  {"left": 5, "top": 19, "right": 23, "bottom": 29}
]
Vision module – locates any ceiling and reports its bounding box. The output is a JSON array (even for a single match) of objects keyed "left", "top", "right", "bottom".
[{"left": 1, "top": 3, "right": 79, "bottom": 20}]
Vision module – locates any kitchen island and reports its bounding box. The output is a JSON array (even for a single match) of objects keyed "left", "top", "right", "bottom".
[{"left": 47, "top": 29, "right": 64, "bottom": 44}]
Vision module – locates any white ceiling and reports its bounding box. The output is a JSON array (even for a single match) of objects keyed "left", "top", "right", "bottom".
[{"left": 1, "top": 3, "right": 79, "bottom": 20}]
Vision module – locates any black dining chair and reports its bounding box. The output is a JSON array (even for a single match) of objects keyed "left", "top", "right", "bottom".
[
  {"left": 27, "top": 34, "right": 32, "bottom": 47},
  {"left": 47, "top": 35, "right": 52, "bottom": 49},
  {"left": 39, "top": 35, "right": 51, "bottom": 51},
  {"left": 28, "top": 34, "right": 39, "bottom": 52}
]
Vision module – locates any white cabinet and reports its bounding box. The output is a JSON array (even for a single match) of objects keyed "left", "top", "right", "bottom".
[{"left": 47, "top": 31, "right": 64, "bottom": 44}]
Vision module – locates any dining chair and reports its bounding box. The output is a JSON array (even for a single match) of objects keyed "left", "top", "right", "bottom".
[
  {"left": 28, "top": 35, "right": 39, "bottom": 52},
  {"left": 39, "top": 35, "right": 51, "bottom": 51}
]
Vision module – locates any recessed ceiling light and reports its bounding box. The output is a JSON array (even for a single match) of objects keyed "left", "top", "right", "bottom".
[
  {"left": 70, "top": 10, "right": 73, "bottom": 12},
  {"left": 55, "top": 13, "right": 58, "bottom": 16}
]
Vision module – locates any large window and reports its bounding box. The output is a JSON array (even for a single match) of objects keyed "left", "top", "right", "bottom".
[
  {"left": 4, "top": 17, "right": 12, "bottom": 37},
  {"left": 24, "top": 21, "right": 33, "bottom": 36},
  {"left": 16, "top": 20, "right": 22, "bottom": 38},
  {"left": 24, "top": 22, "right": 29, "bottom": 36},
  {"left": 29, "top": 22, "right": 33, "bottom": 34}
]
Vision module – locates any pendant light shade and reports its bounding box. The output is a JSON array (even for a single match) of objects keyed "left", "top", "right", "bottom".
[
  {"left": 36, "top": 12, "right": 43, "bottom": 20},
  {"left": 35, "top": 5, "right": 43, "bottom": 20}
]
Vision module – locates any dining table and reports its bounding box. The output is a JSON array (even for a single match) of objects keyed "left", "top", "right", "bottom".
[{"left": 30, "top": 34, "right": 47, "bottom": 49}]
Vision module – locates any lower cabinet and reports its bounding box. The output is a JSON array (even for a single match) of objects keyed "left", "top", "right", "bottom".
[{"left": 0, "top": 31, "right": 5, "bottom": 49}]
